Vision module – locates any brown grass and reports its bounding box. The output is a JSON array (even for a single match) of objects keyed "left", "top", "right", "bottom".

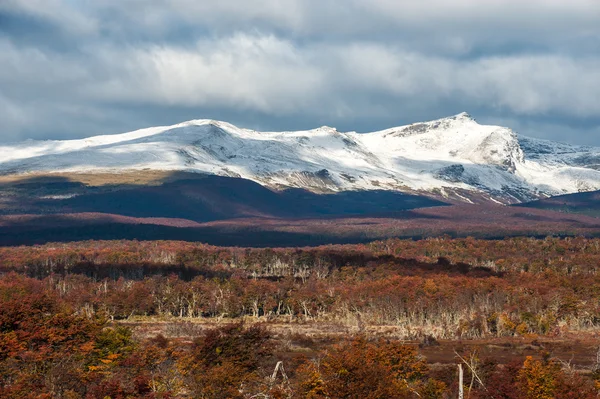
[
  {"left": 0, "top": 170, "right": 209, "bottom": 187},
  {"left": 122, "top": 317, "right": 600, "bottom": 367}
]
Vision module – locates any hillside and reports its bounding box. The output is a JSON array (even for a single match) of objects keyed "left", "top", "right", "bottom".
[
  {"left": 1, "top": 204, "right": 599, "bottom": 246},
  {"left": 518, "top": 189, "right": 600, "bottom": 217},
  {"left": 0, "top": 174, "right": 444, "bottom": 220}
]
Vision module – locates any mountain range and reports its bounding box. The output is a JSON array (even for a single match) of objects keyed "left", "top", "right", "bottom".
[
  {"left": 2, "top": 112, "right": 600, "bottom": 205},
  {"left": 1, "top": 113, "right": 600, "bottom": 246}
]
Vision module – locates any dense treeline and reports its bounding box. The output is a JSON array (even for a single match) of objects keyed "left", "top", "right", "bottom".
[
  {"left": 3, "top": 237, "right": 600, "bottom": 397},
  {"left": 2, "top": 238, "right": 600, "bottom": 338},
  {"left": 3, "top": 236, "right": 600, "bottom": 277},
  {"left": 1, "top": 274, "right": 599, "bottom": 398}
]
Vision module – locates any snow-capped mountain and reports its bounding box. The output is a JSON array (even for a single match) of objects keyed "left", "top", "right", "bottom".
[{"left": 2, "top": 112, "right": 600, "bottom": 204}]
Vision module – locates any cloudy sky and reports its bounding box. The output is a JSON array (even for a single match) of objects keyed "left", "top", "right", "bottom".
[{"left": 1, "top": 0, "right": 599, "bottom": 145}]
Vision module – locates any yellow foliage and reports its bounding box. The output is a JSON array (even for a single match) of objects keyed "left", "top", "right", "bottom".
[
  {"left": 517, "top": 356, "right": 558, "bottom": 399},
  {"left": 298, "top": 363, "right": 328, "bottom": 399},
  {"left": 423, "top": 279, "right": 438, "bottom": 296},
  {"left": 516, "top": 322, "right": 529, "bottom": 335}
]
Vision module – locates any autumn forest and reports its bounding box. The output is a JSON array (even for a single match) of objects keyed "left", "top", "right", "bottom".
[{"left": 2, "top": 237, "right": 600, "bottom": 398}]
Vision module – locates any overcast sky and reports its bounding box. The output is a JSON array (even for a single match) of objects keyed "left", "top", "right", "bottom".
[{"left": 1, "top": 0, "right": 600, "bottom": 145}]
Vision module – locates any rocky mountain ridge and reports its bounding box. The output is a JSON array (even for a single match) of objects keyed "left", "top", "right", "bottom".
[{"left": 2, "top": 112, "right": 600, "bottom": 204}]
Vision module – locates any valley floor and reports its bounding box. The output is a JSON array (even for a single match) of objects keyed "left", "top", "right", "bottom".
[{"left": 124, "top": 317, "right": 600, "bottom": 367}]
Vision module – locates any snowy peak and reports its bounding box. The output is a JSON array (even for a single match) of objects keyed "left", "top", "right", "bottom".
[
  {"left": 454, "top": 111, "right": 475, "bottom": 120},
  {"left": 374, "top": 113, "right": 523, "bottom": 171},
  {"left": 1, "top": 114, "right": 600, "bottom": 205},
  {"left": 382, "top": 112, "right": 476, "bottom": 138}
]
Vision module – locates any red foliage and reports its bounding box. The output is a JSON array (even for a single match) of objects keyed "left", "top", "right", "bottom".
[{"left": 1, "top": 237, "right": 600, "bottom": 397}]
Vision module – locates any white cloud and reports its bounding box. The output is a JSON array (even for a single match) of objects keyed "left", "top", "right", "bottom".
[
  {"left": 87, "top": 0, "right": 600, "bottom": 56},
  {"left": 0, "top": 39, "right": 90, "bottom": 88},
  {"left": 458, "top": 56, "right": 600, "bottom": 116},
  {"left": 2, "top": 31, "right": 599, "bottom": 117},
  {"left": 72, "top": 36, "right": 600, "bottom": 119},
  {"left": 85, "top": 34, "right": 326, "bottom": 114},
  {"left": 0, "top": 1, "right": 599, "bottom": 144},
  {"left": 0, "top": 95, "right": 29, "bottom": 141},
  {"left": 8, "top": 0, "right": 598, "bottom": 54}
]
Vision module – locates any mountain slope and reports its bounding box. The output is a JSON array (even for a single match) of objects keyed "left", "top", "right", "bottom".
[
  {"left": 0, "top": 175, "right": 445, "bottom": 220},
  {"left": 517, "top": 189, "right": 600, "bottom": 217},
  {"left": 2, "top": 113, "right": 600, "bottom": 204}
]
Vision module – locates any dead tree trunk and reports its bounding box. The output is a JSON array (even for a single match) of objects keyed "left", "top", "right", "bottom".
[
  {"left": 271, "top": 361, "right": 287, "bottom": 383},
  {"left": 458, "top": 364, "right": 464, "bottom": 399}
]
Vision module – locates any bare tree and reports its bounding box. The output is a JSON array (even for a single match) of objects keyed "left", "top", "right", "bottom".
[
  {"left": 455, "top": 350, "right": 494, "bottom": 399},
  {"left": 458, "top": 364, "right": 464, "bottom": 399}
]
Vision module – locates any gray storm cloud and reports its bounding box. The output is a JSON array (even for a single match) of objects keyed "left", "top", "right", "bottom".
[{"left": 0, "top": 0, "right": 599, "bottom": 144}]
